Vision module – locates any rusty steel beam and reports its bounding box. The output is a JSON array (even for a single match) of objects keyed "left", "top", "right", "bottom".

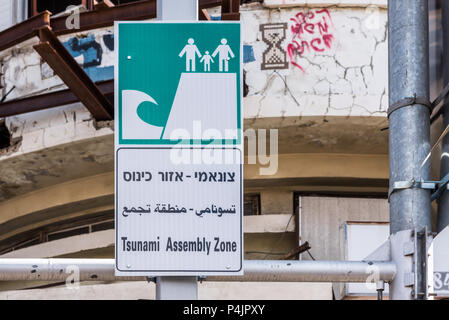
[
  {"left": 94, "top": 0, "right": 115, "bottom": 10},
  {"left": 51, "top": 0, "right": 157, "bottom": 35},
  {"left": 199, "top": 8, "right": 212, "bottom": 21},
  {"left": 0, "top": 1, "right": 225, "bottom": 52},
  {"left": 34, "top": 26, "right": 113, "bottom": 120},
  {"left": 0, "top": 11, "right": 50, "bottom": 52},
  {"left": 0, "top": 0, "right": 233, "bottom": 118},
  {"left": 0, "top": 80, "right": 113, "bottom": 118}
]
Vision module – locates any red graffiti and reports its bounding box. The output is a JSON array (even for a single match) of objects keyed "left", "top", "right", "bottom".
[{"left": 287, "top": 9, "right": 334, "bottom": 72}]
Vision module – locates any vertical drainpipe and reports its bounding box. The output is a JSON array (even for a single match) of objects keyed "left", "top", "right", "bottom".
[
  {"left": 388, "top": 0, "right": 432, "bottom": 300},
  {"left": 438, "top": 1, "right": 449, "bottom": 233},
  {"left": 388, "top": 0, "right": 432, "bottom": 235}
]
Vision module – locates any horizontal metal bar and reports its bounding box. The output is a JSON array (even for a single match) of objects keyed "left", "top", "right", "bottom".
[
  {"left": 209, "top": 260, "right": 396, "bottom": 282},
  {"left": 50, "top": 0, "right": 157, "bottom": 35},
  {"left": 0, "top": 80, "right": 113, "bottom": 118},
  {"left": 0, "top": 259, "right": 396, "bottom": 283}
]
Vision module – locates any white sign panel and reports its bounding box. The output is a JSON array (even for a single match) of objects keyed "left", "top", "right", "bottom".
[
  {"left": 345, "top": 222, "right": 390, "bottom": 296},
  {"left": 116, "top": 148, "right": 242, "bottom": 275},
  {"left": 433, "top": 226, "right": 449, "bottom": 296}
]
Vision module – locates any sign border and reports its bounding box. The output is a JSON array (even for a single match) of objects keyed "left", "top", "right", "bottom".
[
  {"left": 114, "top": 21, "right": 243, "bottom": 146},
  {"left": 115, "top": 146, "right": 243, "bottom": 275}
]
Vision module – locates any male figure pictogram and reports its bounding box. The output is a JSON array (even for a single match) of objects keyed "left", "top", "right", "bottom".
[
  {"left": 179, "top": 38, "right": 202, "bottom": 72},
  {"left": 200, "top": 51, "right": 214, "bottom": 72},
  {"left": 212, "top": 38, "right": 235, "bottom": 72}
]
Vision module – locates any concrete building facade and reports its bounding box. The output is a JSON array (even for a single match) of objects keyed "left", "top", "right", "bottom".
[{"left": 0, "top": 0, "right": 442, "bottom": 300}]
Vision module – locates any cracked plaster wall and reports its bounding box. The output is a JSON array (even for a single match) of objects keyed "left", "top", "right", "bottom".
[
  {"left": 0, "top": 27, "right": 114, "bottom": 101},
  {"left": 0, "top": 27, "right": 115, "bottom": 160},
  {"left": 0, "top": 5, "right": 389, "bottom": 159},
  {"left": 242, "top": 4, "right": 388, "bottom": 120}
]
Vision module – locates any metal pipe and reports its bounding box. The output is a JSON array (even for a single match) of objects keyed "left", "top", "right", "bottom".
[
  {"left": 388, "top": 0, "right": 432, "bottom": 235},
  {"left": 438, "top": 0, "right": 449, "bottom": 233},
  {"left": 154, "top": 0, "right": 199, "bottom": 300},
  {"left": 0, "top": 259, "right": 396, "bottom": 283},
  {"left": 388, "top": 0, "right": 431, "bottom": 300}
]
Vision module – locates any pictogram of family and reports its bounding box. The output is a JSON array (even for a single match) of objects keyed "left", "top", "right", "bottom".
[{"left": 178, "top": 38, "right": 235, "bottom": 72}]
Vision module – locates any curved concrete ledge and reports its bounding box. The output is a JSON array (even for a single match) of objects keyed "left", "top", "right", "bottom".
[
  {"left": 0, "top": 150, "right": 388, "bottom": 241},
  {"left": 0, "top": 281, "right": 333, "bottom": 300},
  {"left": 1, "top": 215, "right": 295, "bottom": 259},
  {"left": 1, "top": 230, "right": 114, "bottom": 258},
  {"left": 0, "top": 172, "right": 113, "bottom": 241},
  {"left": 0, "top": 134, "right": 113, "bottom": 201}
]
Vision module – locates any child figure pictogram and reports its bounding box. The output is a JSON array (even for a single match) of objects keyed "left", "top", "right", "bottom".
[{"left": 200, "top": 51, "right": 214, "bottom": 72}]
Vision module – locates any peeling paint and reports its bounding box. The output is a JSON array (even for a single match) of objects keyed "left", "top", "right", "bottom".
[
  {"left": 242, "top": 6, "right": 388, "bottom": 119},
  {"left": 243, "top": 45, "right": 256, "bottom": 63},
  {"left": 63, "top": 34, "right": 114, "bottom": 83}
]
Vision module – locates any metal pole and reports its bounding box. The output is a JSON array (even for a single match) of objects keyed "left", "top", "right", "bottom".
[
  {"left": 388, "top": 0, "right": 431, "bottom": 299},
  {"left": 438, "top": 0, "right": 449, "bottom": 233},
  {"left": 0, "top": 259, "right": 396, "bottom": 283},
  {"left": 156, "top": 0, "right": 199, "bottom": 300}
]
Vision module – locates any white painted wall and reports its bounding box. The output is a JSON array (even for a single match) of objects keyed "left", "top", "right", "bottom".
[
  {"left": 0, "top": 5, "right": 391, "bottom": 156},
  {"left": 0, "top": 0, "right": 28, "bottom": 32},
  {"left": 242, "top": 5, "right": 388, "bottom": 119},
  {"left": 299, "top": 196, "right": 389, "bottom": 261},
  {"left": 0, "top": 281, "right": 333, "bottom": 300},
  {"left": 0, "top": 0, "right": 13, "bottom": 32}
]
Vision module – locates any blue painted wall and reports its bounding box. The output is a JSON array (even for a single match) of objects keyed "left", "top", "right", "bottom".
[
  {"left": 63, "top": 34, "right": 114, "bottom": 83},
  {"left": 243, "top": 45, "right": 255, "bottom": 63}
]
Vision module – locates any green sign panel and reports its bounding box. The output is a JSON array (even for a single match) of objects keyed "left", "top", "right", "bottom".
[{"left": 115, "top": 22, "right": 241, "bottom": 145}]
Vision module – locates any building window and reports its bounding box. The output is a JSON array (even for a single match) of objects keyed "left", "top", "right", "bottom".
[
  {"left": 29, "top": 0, "right": 147, "bottom": 17},
  {"left": 294, "top": 193, "right": 389, "bottom": 262},
  {"left": 244, "top": 194, "right": 261, "bottom": 216},
  {"left": 30, "top": 0, "right": 84, "bottom": 17},
  {"left": 109, "top": 0, "right": 143, "bottom": 5},
  {"left": 0, "top": 120, "right": 11, "bottom": 149},
  {"left": 0, "top": 211, "right": 114, "bottom": 255}
]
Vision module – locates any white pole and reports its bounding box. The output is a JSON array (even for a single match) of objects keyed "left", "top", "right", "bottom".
[
  {"left": 0, "top": 259, "right": 396, "bottom": 283},
  {"left": 155, "top": 0, "right": 199, "bottom": 300}
]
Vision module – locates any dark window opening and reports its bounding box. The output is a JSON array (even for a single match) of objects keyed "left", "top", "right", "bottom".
[
  {"left": 11, "top": 237, "right": 41, "bottom": 251},
  {"left": 91, "top": 220, "right": 114, "bottom": 232},
  {"left": 109, "top": 0, "right": 144, "bottom": 5},
  {"left": 33, "top": 0, "right": 84, "bottom": 16},
  {"left": 47, "top": 226, "right": 90, "bottom": 242},
  {"left": 240, "top": 0, "right": 263, "bottom": 4},
  {"left": 244, "top": 193, "right": 261, "bottom": 216},
  {"left": 0, "top": 120, "right": 11, "bottom": 149},
  {"left": 243, "top": 70, "right": 249, "bottom": 97},
  {"left": 0, "top": 210, "right": 114, "bottom": 255}
]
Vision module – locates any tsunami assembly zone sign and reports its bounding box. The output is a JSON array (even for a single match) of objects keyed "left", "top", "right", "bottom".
[{"left": 114, "top": 21, "right": 243, "bottom": 276}]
